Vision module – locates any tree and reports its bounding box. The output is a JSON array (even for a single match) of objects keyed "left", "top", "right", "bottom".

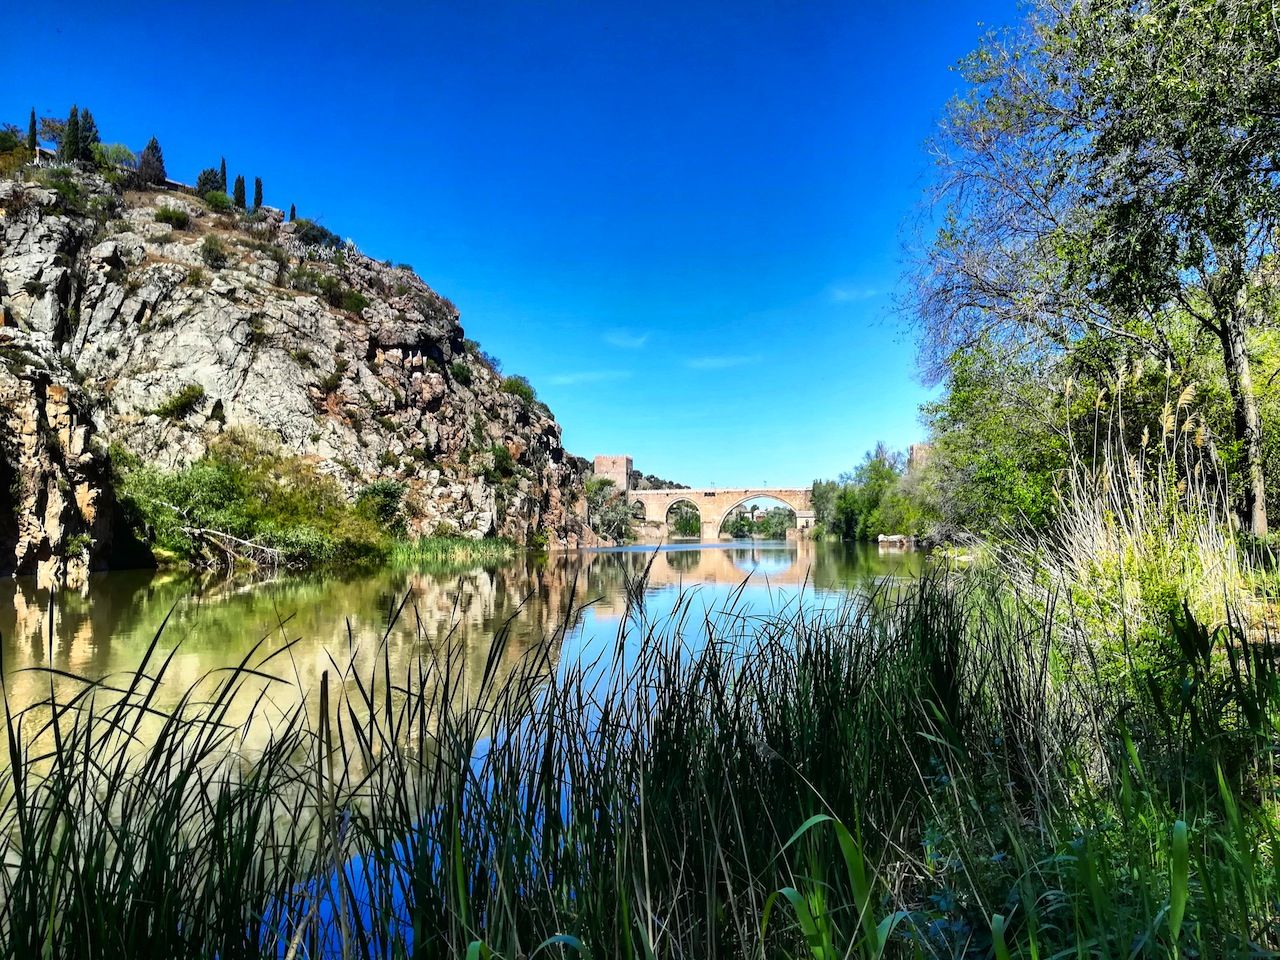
[
  {"left": 219, "top": 157, "right": 227, "bottom": 192},
  {"left": 233, "top": 174, "right": 246, "bottom": 209},
  {"left": 60, "top": 106, "right": 79, "bottom": 162},
  {"left": 288, "top": 203, "right": 296, "bottom": 221},
  {"left": 253, "top": 176, "right": 263, "bottom": 210},
  {"left": 93, "top": 143, "right": 137, "bottom": 170},
  {"left": 78, "top": 108, "right": 99, "bottom": 161},
  {"left": 38, "top": 117, "right": 65, "bottom": 150},
  {"left": 138, "top": 137, "right": 166, "bottom": 185},
  {"left": 668, "top": 501, "right": 701, "bottom": 538},
  {"left": 195, "top": 168, "right": 222, "bottom": 196},
  {"left": 26, "top": 108, "right": 36, "bottom": 151},
  {"left": 913, "top": 0, "right": 1280, "bottom": 535},
  {"left": 585, "top": 477, "right": 633, "bottom": 541}
]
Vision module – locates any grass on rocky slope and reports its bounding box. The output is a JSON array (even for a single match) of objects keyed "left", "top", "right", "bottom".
[{"left": 0, "top": 568, "right": 1276, "bottom": 958}]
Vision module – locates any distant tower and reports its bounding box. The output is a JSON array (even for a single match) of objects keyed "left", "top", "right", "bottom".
[
  {"left": 593, "top": 455, "right": 633, "bottom": 493},
  {"left": 907, "top": 443, "right": 933, "bottom": 474}
]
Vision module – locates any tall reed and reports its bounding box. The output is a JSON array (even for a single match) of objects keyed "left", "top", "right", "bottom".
[{"left": 0, "top": 571, "right": 1275, "bottom": 958}]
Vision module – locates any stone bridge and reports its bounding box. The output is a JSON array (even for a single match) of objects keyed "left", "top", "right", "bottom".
[{"left": 629, "top": 487, "right": 815, "bottom": 540}]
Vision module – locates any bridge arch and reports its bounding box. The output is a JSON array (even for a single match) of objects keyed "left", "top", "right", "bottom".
[
  {"left": 627, "top": 486, "right": 816, "bottom": 542},
  {"left": 718, "top": 494, "right": 798, "bottom": 539}
]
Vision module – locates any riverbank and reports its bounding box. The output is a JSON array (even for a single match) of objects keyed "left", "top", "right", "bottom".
[{"left": 1, "top": 561, "right": 1274, "bottom": 958}]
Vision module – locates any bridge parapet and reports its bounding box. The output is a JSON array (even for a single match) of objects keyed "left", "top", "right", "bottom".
[{"left": 629, "top": 486, "right": 815, "bottom": 540}]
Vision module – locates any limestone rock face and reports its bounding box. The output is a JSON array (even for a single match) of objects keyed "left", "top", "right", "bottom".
[
  {"left": 0, "top": 335, "right": 113, "bottom": 587},
  {"left": 0, "top": 170, "right": 593, "bottom": 576}
]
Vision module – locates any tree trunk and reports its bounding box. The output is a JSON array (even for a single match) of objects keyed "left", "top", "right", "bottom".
[{"left": 1219, "top": 309, "right": 1268, "bottom": 536}]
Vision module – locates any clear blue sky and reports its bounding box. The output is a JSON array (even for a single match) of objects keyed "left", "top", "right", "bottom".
[{"left": 6, "top": 1, "right": 1017, "bottom": 488}]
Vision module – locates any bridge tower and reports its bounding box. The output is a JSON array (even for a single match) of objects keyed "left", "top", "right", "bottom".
[{"left": 592, "top": 455, "right": 633, "bottom": 493}]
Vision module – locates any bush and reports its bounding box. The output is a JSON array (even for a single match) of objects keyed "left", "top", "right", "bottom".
[
  {"left": 500, "top": 375, "right": 537, "bottom": 404},
  {"left": 356, "top": 479, "right": 407, "bottom": 536},
  {"left": 485, "top": 443, "right": 516, "bottom": 483},
  {"left": 340, "top": 290, "right": 369, "bottom": 314},
  {"left": 200, "top": 235, "right": 229, "bottom": 269},
  {"left": 151, "top": 383, "right": 206, "bottom": 419},
  {"left": 116, "top": 431, "right": 388, "bottom": 568},
  {"left": 154, "top": 205, "right": 190, "bottom": 230},
  {"left": 450, "top": 361, "right": 473, "bottom": 386},
  {"left": 204, "top": 191, "right": 232, "bottom": 212},
  {"left": 292, "top": 218, "right": 342, "bottom": 248}
]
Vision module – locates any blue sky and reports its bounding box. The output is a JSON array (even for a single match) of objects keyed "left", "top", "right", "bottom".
[{"left": 6, "top": 0, "right": 1017, "bottom": 488}]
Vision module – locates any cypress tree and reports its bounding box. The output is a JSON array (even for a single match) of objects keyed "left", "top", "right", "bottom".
[
  {"left": 219, "top": 157, "right": 227, "bottom": 192},
  {"left": 289, "top": 203, "right": 296, "bottom": 221},
  {"left": 78, "top": 108, "right": 100, "bottom": 161},
  {"left": 61, "top": 106, "right": 80, "bottom": 162},
  {"left": 27, "top": 108, "right": 36, "bottom": 151},
  {"left": 233, "top": 174, "right": 246, "bottom": 209},
  {"left": 138, "top": 137, "right": 166, "bottom": 185},
  {"left": 253, "top": 177, "right": 263, "bottom": 210}
]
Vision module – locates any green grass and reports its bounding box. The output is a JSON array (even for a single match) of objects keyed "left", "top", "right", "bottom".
[
  {"left": 0, "top": 572, "right": 1276, "bottom": 958},
  {"left": 389, "top": 535, "right": 517, "bottom": 569}
]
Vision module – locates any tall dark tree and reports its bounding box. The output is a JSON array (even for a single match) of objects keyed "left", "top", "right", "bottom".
[
  {"left": 26, "top": 108, "right": 36, "bottom": 151},
  {"left": 289, "top": 203, "right": 296, "bottom": 222},
  {"left": 78, "top": 108, "right": 100, "bottom": 161},
  {"left": 138, "top": 137, "right": 166, "bottom": 185},
  {"left": 219, "top": 157, "right": 227, "bottom": 192},
  {"left": 232, "top": 174, "right": 246, "bottom": 209},
  {"left": 253, "top": 176, "right": 263, "bottom": 210},
  {"left": 60, "top": 106, "right": 80, "bottom": 162}
]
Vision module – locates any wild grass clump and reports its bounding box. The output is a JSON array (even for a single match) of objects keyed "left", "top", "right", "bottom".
[
  {"left": 0, "top": 571, "right": 1275, "bottom": 958},
  {"left": 389, "top": 535, "right": 516, "bottom": 569}
]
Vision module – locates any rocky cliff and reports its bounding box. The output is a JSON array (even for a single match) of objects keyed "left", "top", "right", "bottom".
[{"left": 0, "top": 168, "right": 591, "bottom": 583}]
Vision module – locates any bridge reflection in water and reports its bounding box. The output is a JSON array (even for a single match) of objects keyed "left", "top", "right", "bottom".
[{"left": 0, "top": 541, "right": 922, "bottom": 744}]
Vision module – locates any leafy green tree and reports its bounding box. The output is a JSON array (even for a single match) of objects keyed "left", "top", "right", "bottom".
[
  {"left": 138, "top": 137, "right": 166, "bottom": 185},
  {"left": 253, "top": 176, "right": 263, "bottom": 210},
  {"left": 26, "top": 108, "right": 36, "bottom": 151},
  {"left": 78, "top": 108, "right": 99, "bottom": 160},
  {"left": 668, "top": 501, "right": 701, "bottom": 538},
  {"left": 93, "top": 143, "right": 137, "bottom": 170},
  {"left": 233, "top": 174, "right": 246, "bottom": 209},
  {"left": 585, "top": 477, "right": 633, "bottom": 541},
  {"left": 38, "top": 116, "right": 65, "bottom": 150},
  {"left": 913, "top": 0, "right": 1280, "bottom": 535},
  {"left": 195, "top": 168, "right": 222, "bottom": 196},
  {"left": 59, "top": 106, "right": 80, "bottom": 162}
]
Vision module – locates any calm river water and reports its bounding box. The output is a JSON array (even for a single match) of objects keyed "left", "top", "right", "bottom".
[{"left": 0, "top": 540, "right": 921, "bottom": 729}]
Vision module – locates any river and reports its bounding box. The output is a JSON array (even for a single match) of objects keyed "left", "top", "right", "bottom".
[{"left": 0, "top": 540, "right": 922, "bottom": 737}]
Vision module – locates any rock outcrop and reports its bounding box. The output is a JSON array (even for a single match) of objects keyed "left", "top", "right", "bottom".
[{"left": 0, "top": 168, "right": 591, "bottom": 583}]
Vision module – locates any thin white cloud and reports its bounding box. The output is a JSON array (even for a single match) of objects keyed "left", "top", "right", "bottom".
[
  {"left": 685, "top": 354, "right": 760, "bottom": 370},
  {"left": 828, "top": 285, "right": 881, "bottom": 303},
  {"left": 604, "top": 329, "right": 649, "bottom": 349},
  {"left": 547, "top": 370, "right": 634, "bottom": 386}
]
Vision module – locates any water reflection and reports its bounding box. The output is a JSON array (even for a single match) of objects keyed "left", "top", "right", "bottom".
[{"left": 0, "top": 541, "right": 922, "bottom": 725}]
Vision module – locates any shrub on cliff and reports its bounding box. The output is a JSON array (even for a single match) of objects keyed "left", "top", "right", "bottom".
[
  {"left": 500, "top": 375, "right": 537, "bottom": 405},
  {"left": 154, "top": 205, "right": 190, "bottom": 230},
  {"left": 115, "top": 431, "right": 390, "bottom": 568},
  {"left": 200, "top": 235, "right": 229, "bottom": 268},
  {"left": 204, "top": 191, "right": 232, "bottom": 212},
  {"left": 151, "top": 383, "right": 205, "bottom": 419},
  {"left": 292, "top": 218, "right": 342, "bottom": 249}
]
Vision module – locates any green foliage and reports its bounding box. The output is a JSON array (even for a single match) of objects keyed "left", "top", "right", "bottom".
[
  {"left": 355, "top": 478, "right": 407, "bottom": 536},
  {"left": 288, "top": 202, "right": 296, "bottom": 221},
  {"left": 292, "top": 218, "right": 342, "bottom": 248},
  {"left": 153, "top": 205, "right": 190, "bottom": 230},
  {"left": 137, "top": 136, "right": 165, "bottom": 185},
  {"left": 91, "top": 142, "right": 136, "bottom": 170},
  {"left": 218, "top": 157, "right": 227, "bottom": 191},
  {"left": 195, "top": 168, "right": 222, "bottom": 196},
  {"left": 252, "top": 176, "right": 262, "bottom": 210},
  {"left": 77, "top": 108, "right": 99, "bottom": 160},
  {"left": 669, "top": 500, "right": 701, "bottom": 537},
  {"left": 26, "top": 107, "right": 36, "bottom": 151},
  {"left": 499, "top": 375, "right": 536, "bottom": 404},
  {"left": 59, "top": 105, "right": 80, "bottom": 162},
  {"left": 204, "top": 190, "right": 232, "bottom": 212},
  {"left": 115, "top": 431, "right": 391, "bottom": 568},
  {"left": 340, "top": 289, "right": 369, "bottom": 314},
  {"left": 232, "top": 174, "right": 246, "bottom": 209},
  {"left": 819, "top": 443, "right": 923, "bottom": 541},
  {"left": 151, "top": 383, "right": 206, "bottom": 419},
  {"left": 484, "top": 443, "right": 516, "bottom": 483},
  {"left": 200, "top": 235, "right": 229, "bottom": 268},
  {"left": 450, "top": 361, "right": 473, "bottom": 386},
  {"left": 585, "top": 476, "right": 632, "bottom": 541}
]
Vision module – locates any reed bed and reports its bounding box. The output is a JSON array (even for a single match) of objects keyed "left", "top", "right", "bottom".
[
  {"left": 0, "top": 571, "right": 1276, "bottom": 958},
  {"left": 389, "top": 537, "right": 518, "bottom": 570}
]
